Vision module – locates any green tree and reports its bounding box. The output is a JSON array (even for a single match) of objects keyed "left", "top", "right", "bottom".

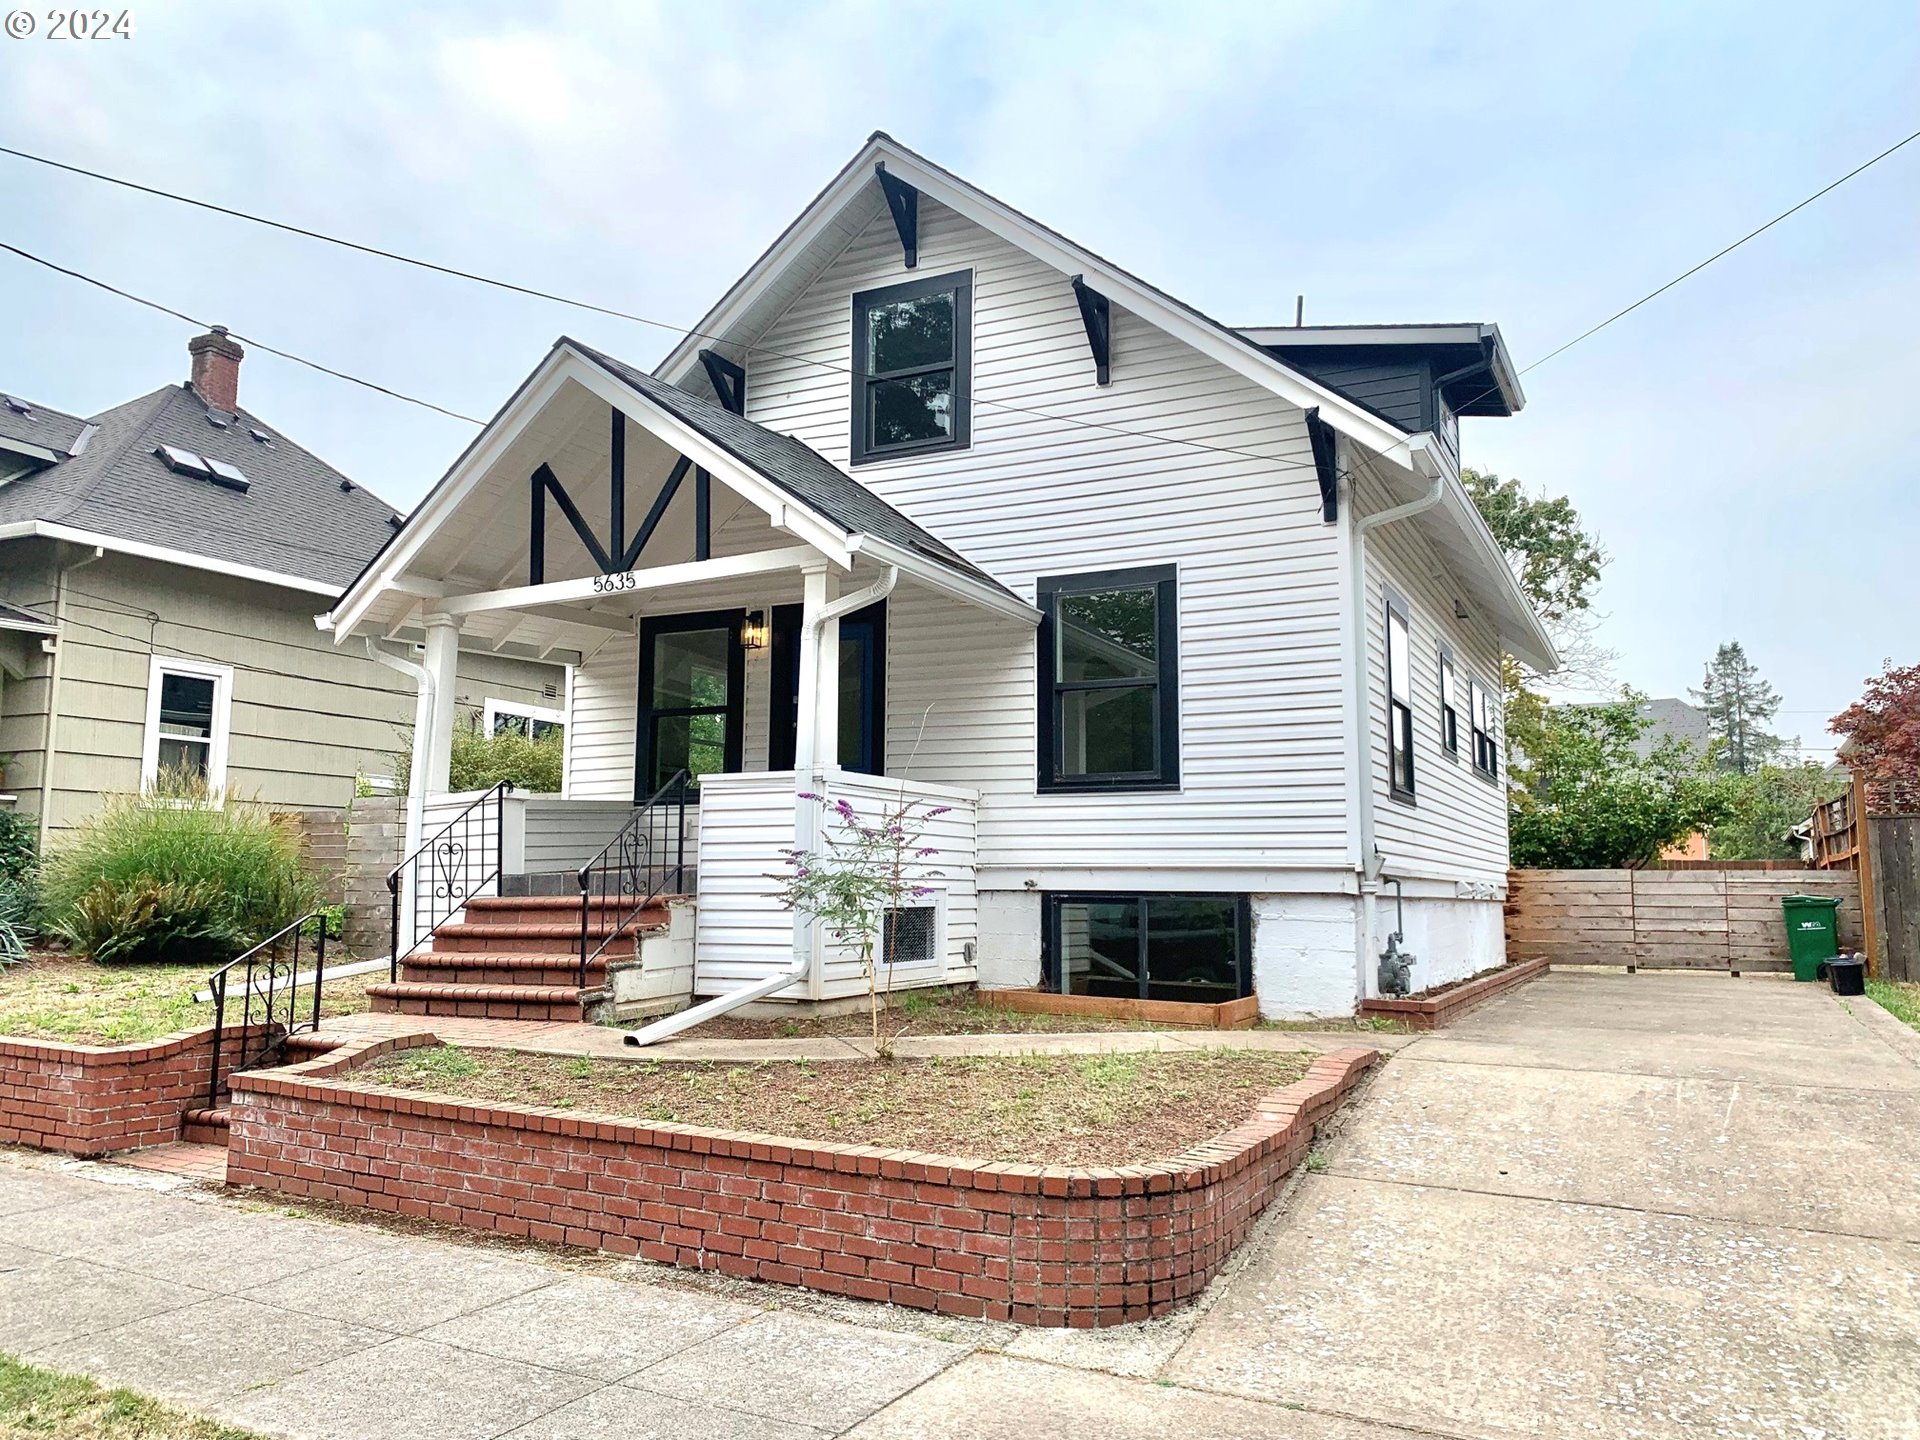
[
  {"left": 1462, "top": 468, "right": 1609, "bottom": 770},
  {"left": 387, "top": 718, "right": 565, "bottom": 796},
  {"left": 1509, "top": 692, "right": 1737, "bottom": 868},
  {"left": 1710, "top": 762, "right": 1846, "bottom": 861},
  {"left": 1690, "top": 641, "right": 1786, "bottom": 775}
]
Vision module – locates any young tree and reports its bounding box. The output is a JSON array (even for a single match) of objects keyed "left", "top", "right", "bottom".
[
  {"left": 1710, "top": 762, "right": 1847, "bottom": 861},
  {"left": 1509, "top": 692, "right": 1736, "bottom": 868},
  {"left": 1830, "top": 659, "right": 1920, "bottom": 810},
  {"left": 1690, "top": 641, "right": 1786, "bottom": 775}
]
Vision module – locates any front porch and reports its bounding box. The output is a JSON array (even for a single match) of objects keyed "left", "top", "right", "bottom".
[{"left": 329, "top": 339, "right": 1028, "bottom": 1024}]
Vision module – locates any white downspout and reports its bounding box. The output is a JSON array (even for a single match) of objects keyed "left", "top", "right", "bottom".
[
  {"left": 366, "top": 638, "right": 434, "bottom": 894},
  {"left": 623, "top": 565, "right": 899, "bottom": 1047},
  {"left": 1349, "top": 440, "right": 1445, "bottom": 1000},
  {"left": 36, "top": 544, "right": 104, "bottom": 848}
]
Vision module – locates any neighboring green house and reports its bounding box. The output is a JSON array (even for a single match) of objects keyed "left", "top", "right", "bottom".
[{"left": 0, "top": 329, "right": 568, "bottom": 839}]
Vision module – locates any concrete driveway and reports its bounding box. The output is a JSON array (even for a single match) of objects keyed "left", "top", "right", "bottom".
[
  {"left": 1166, "top": 969, "right": 1920, "bottom": 1440},
  {"left": 2, "top": 969, "right": 1915, "bottom": 1439}
]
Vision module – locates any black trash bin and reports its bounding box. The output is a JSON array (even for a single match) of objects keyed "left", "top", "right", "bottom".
[{"left": 1827, "top": 954, "right": 1867, "bottom": 997}]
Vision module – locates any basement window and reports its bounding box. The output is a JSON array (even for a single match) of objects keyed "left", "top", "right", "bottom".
[
  {"left": 1045, "top": 893, "right": 1251, "bottom": 1004},
  {"left": 850, "top": 270, "right": 971, "bottom": 463},
  {"left": 881, "top": 904, "right": 938, "bottom": 967}
]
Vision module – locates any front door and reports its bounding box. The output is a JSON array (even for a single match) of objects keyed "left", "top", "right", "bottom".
[
  {"left": 768, "top": 601, "right": 886, "bottom": 775},
  {"left": 636, "top": 610, "right": 745, "bottom": 801}
]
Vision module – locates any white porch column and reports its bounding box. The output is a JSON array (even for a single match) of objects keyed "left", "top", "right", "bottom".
[{"left": 421, "top": 613, "right": 462, "bottom": 794}]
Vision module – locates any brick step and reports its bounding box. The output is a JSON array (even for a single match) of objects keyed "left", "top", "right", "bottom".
[
  {"left": 182, "top": 1106, "right": 230, "bottom": 1147},
  {"left": 399, "top": 952, "right": 617, "bottom": 987},
  {"left": 367, "top": 981, "right": 604, "bottom": 1022},
  {"left": 461, "top": 895, "right": 683, "bottom": 928},
  {"left": 426, "top": 916, "right": 667, "bottom": 955},
  {"left": 281, "top": 1033, "right": 347, "bottom": 1059}
]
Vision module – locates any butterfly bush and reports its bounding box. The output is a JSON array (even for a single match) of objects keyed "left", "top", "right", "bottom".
[{"left": 773, "top": 790, "right": 948, "bottom": 1053}]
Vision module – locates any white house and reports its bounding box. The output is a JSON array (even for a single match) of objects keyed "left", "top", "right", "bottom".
[{"left": 323, "top": 134, "right": 1555, "bottom": 1026}]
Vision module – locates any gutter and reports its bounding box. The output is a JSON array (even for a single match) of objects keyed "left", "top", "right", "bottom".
[
  {"left": 623, "top": 566, "right": 901, "bottom": 1046},
  {"left": 37, "top": 544, "right": 104, "bottom": 848},
  {"left": 1347, "top": 438, "right": 1445, "bottom": 1000}
]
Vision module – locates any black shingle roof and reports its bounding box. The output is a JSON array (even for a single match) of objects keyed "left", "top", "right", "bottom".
[
  {"left": 564, "top": 338, "right": 1012, "bottom": 596},
  {"left": 0, "top": 393, "right": 89, "bottom": 457},
  {"left": 0, "top": 382, "right": 404, "bottom": 587}
]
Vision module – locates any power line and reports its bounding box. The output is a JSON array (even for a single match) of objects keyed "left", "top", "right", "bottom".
[{"left": 0, "top": 240, "right": 483, "bottom": 425}]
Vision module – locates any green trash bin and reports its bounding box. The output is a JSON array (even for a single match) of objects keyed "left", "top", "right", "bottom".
[{"left": 1782, "top": 895, "right": 1841, "bottom": 982}]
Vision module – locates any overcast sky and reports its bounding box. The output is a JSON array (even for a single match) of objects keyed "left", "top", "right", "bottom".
[{"left": 4, "top": 1, "right": 1915, "bottom": 758}]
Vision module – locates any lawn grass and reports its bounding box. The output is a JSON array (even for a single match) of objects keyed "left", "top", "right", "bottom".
[
  {"left": 0, "top": 952, "right": 374, "bottom": 1046},
  {"left": 1866, "top": 979, "right": 1920, "bottom": 1032},
  {"left": 357, "top": 1044, "right": 1317, "bottom": 1166},
  {"left": 0, "top": 1353, "right": 268, "bottom": 1439}
]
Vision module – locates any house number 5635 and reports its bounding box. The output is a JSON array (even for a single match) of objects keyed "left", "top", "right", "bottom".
[{"left": 591, "top": 571, "right": 637, "bottom": 593}]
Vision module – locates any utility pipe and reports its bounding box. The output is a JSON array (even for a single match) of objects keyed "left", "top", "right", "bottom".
[
  {"left": 36, "top": 544, "right": 104, "bottom": 848},
  {"left": 624, "top": 565, "right": 900, "bottom": 1045},
  {"left": 366, "top": 638, "right": 435, "bottom": 892},
  {"left": 1347, "top": 446, "right": 1444, "bottom": 1000}
]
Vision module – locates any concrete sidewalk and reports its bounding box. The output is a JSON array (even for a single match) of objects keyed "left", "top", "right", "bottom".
[{"left": 7, "top": 969, "right": 1917, "bottom": 1439}]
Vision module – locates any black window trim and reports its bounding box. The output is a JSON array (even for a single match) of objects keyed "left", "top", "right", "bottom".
[
  {"left": 1042, "top": 891, "right": 1252, "bottom": 1003},
  {"left": 1438, "top": 644, "right": 1460, "bottom": 760},
  {"left": 1036, "top": 563, "right": 1180, "bottom": 794},
  {"left": 849, "top": 268, "right": 974, "bottom": 466},
  {"left": 1384, "top": 588, "right": 1415, "bottom": 806},
  {"left": 1469, "top": 673, "right": 1500, "bottom": 783},
  {"left": 767, "top": 599, "right": 887, "bottom": 777},
  {"left": 635, "top": 608, "right": 746, "bottom": 803}
]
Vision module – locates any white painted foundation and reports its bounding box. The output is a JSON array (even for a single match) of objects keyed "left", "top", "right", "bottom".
[{"left": 976, "top": 890, "right": 1043, "bottom": 990}]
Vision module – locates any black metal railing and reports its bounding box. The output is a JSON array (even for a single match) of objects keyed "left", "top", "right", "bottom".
[
  {"left": 387, "top": 781, "right": 512, "bottom": 978},
  {"left": 206, "top": 913, "right": 329, "bottom": 1105},
  {"left": 577, "top": 770, "right": 689, "bottom": 985}
]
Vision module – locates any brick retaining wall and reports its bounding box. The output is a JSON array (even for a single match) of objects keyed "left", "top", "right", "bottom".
[
  {"left": 228, "top": 1038, "right": 1380, "bottom": 1327},
  {"left": 1358, "top": 957, "right": 1551, "bottom": 1030},
  {"left": 0, "top": 1025, "right": 272, "bottom": 1157}
]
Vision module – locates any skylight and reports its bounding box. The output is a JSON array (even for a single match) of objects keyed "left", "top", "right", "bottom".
[
  {"left": 3, "top": 396, "right": 30, "bottom": 415},
  {"left": 205, "top": 458, "right": 250, "bottom": 492},
  {"left": 155, "top": 444, "right": 250, "bottom": 493},
  {"left": 155, "top": 444, "right": 211, "bottom": 478},
  {"left": 249, "top": 427, "right": 273, "bottom": 445}
]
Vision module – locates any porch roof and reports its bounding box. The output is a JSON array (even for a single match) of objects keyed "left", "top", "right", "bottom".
[{"left": 324, "top": 339, "right": 1031, "bottom": 654}]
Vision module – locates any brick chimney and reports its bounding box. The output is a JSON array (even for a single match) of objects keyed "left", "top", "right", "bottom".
[{"left": 187, "top": 326, "right": 244, "bottom": 412}]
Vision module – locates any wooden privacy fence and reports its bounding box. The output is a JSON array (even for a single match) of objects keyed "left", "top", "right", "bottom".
[
  {"left": 1866, "top": 816, "right": 1920, "bottom": 982},
  {"left": 1506, "top": 868, "right": 1863, "bottom": 971}
]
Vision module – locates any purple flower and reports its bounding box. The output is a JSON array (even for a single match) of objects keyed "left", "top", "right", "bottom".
[
  {"left": 798, "top": 791, "right": 823, "bottom": 802},
  {"left": 910, "top": 885, "right": 933, "bottom": 898},
  {"left": 916, "top": 847, "right": 938, "bottom": 857},
  {"left": 926, "top": 806, "right": 952, "bottom": 819},
  {"left": 835, "top": 799, "right": 857, "bottom": 822}
]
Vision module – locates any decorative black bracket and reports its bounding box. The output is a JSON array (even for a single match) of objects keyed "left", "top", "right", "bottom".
[
  {"left": 1304, "top": 406, "right": 1339, "bottom": 523},
  {"left": 528, "top": 405, "right": 712, "bottom": 581},
  {"left": 699, "top": 350, "right": 746, "bottom": 415},
  {"left": 876, "top": 163, "right": 918, "bottom": 269},
  {"left": 529, "top": 463, "right": 614, "bottom": 584},
  {"left": 1070, "top": 275, "right": 1111, "bottom": 386},
  {"left": 622, "top": 457, "right": 689, "bottom": 570},
  {"left": 694, "top": 468, "right": 711, "bottom": 561}
]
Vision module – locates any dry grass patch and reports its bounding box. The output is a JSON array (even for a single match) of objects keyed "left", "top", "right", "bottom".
[
  {"left": 0, "top": 951, "right": 375, "bottom": 1046},
  {"left": 356, "top": 1045, "right": 1317, "bottom": 1166},
  {"left": 698, "top": 985, "right": 1164, "bottom": 1040},
  {"left": 0, "top": 1354, "right": 267, "bottom": 1439}
]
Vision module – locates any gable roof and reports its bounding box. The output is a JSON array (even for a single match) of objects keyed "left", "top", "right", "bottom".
[
  {"left": 0, "top": 380, "right": 405, "bottom": 591},
  {"left": 0, "top": 598, "right": 57, "bottom": 635},
  {"left": 566, "top": 339, "right": 1006, "bottom": 591},
  {"left": 655, "top": 133, "right": 1419, "bottom": 465}
]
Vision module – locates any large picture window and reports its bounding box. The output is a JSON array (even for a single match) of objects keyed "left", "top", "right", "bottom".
[
  {"left": 1037, "top": 566, "right": 1179, "bottom": 792},
  {"left": 1385, "top": 592, "right": 1415, "bottom": 803},
  {"left": 850, "top": 270, "right": 971, "bottom": 464},
  {"left": 637, "top": 611, "right": 744, "bottom": 799},
  {"left": 141, "top": 655, "right": 231, "bottom": 792},
  {"left": 1045, "top": 893, "right": 1250, "bottom": 1005}
]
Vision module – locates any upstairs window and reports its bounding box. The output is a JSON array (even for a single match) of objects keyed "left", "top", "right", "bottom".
[
  {"left": 1386, "top": 592, "right": 1415, "bottom": 803},
  {"left": 850, "top": 271, "right": 971, "bottom": 464},
  {"left": 1438, "top": 647, "right": 1460, "bottom": 758},
  {"left": 1471, "top": 678, "right": 1500, "bottom": 780},
  {"left": 1038, "top": 566, "right": 1179, "bottom": 792}
]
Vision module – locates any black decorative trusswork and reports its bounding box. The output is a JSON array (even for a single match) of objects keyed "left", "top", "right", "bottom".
[
  {"left": 875, "top": 163, "right": 918, "bottom": 268},
  {"left": 204, "top": 914, "right": 330, "bottom": 1104},
  {"left": 1304, "top": 406, "right": 1339, "bottom": 523},
  {"left": 624, "top": 456, "right": 690, "bottom": 570},
  {"left": 577, "top": 770, "right": 690, "bottom": 984},
  {"left": 388, "top": 781, "right": 512, "bottom": 976},
  {"left": 1070, "top": 276, "right": 1111, "bottom": 386},
  {"left": 698, "top": 351, "right": 747, "bottom": 415}
]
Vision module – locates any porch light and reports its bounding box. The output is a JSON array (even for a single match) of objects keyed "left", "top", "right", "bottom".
[{"left": 741, "top": 610, "right": 769, "bottom": 650}]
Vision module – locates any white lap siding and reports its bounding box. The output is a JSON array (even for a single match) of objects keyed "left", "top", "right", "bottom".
[
  {"left": 741, "top": 197, "right": 1351, "bottom": 884},
  {"left": 1356, "top": 468, "right": 1510, "bottom": 886}
]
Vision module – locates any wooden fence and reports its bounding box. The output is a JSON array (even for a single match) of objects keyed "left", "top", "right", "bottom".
[
  {"left": 1866, "top": 817, "right": 1920, "bottom": 982},
  {"left": 1506, "top": 868, "right": 1863, "bottom": 971}
]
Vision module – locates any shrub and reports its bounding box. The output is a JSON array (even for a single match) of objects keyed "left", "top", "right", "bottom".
[
  {"left": 42, "top": 772, "right": 319, "bottom": 966},
  {"left": 0, "top": 811, "right": 40, "bottom": 962},
  {"left": 388, "top": 717, "right": 564, "bottom": 795}
]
